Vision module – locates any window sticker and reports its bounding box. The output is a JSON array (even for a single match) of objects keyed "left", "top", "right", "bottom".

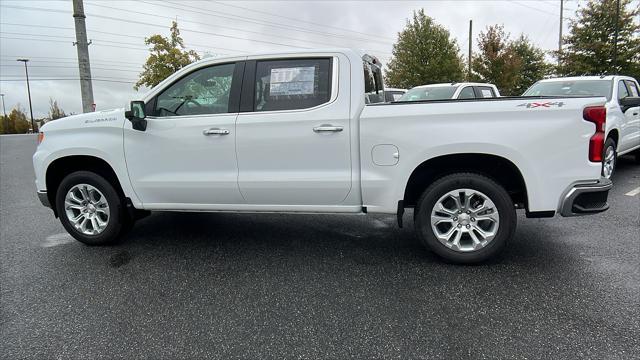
[
  {"left": 481, "top": 89, "right": 493, "bottom": 97},
  {"left": 269, "top": 66, "right": 316, "bottom": 96}
]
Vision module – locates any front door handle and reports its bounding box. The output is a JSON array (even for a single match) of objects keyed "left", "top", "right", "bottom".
[
  {"left": 203, "top": 128, "right": 230, "bottom": 136},
  {"left": 313, "top": 125, "right": 343, "bottom": 133}
]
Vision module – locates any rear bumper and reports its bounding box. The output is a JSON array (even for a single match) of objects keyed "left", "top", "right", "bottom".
[
  {"left": 37, "top": 190, "right": 51, "bottom": 209},
  {"left": 559, "top": 178, "right": 612, "bottom": 217}
]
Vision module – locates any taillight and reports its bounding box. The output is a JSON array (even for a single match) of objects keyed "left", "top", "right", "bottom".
[
  {"left": 583, "top": 106, "right": 606, "bottom": 162},
  {"left": 37, "top": 132, "right": 44, "bottom": 145}
]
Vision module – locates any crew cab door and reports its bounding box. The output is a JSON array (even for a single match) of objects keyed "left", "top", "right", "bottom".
[
  {"left": 124, "top": 61, "right": 245, "bottom": 207},
  {"left": 619, "top": 80, "right": 640, "bottom": 152},
  {"left": 235, "top": 56, "right": 352, "bottom": 205}
]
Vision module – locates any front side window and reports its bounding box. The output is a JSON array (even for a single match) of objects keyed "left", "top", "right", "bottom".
[
  {"left": 624, "top": 80, "right": 639, "bottom": 97},
  {"left": 457, "top": 87, "right": 475, "bottom": 99},
  {"left": 254, "top": 58, "right": 331, "bottom": 111},
  {"left": 618, "top": 81, "right": 630, "bottom": 100},
  {"left": 153, "top": 63, "right": 236, "bottom": 117}
]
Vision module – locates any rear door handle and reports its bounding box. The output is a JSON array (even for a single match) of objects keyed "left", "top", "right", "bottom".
[
  {"left": 203, "top": 128, "right": 230, "bottom": 136},
  {"left": 313, "top": 125, "right": 343, "bottom": 133}
]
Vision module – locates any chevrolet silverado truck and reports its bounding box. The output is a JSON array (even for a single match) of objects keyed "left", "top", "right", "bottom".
[
  {"left": 33, "top": 49, "right": 612, "bottom": 263},
  {"left": 524, "top": 76, "right": 640, "bottom": 179}
]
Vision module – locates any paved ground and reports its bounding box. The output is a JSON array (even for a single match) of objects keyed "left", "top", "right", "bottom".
[{"left": 1, "top": 134, "right": 639, "bottom": 359}]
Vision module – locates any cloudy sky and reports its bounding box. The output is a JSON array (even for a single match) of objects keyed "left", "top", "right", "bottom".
[{"left": 0, "top": 0, "right": 638, "bottom": 118}]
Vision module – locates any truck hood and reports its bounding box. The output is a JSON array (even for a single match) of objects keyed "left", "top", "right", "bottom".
[{"left": 40, "top": 108, "right": 125, "bottom": 132}]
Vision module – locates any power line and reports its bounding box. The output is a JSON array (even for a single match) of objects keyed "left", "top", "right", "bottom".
[
  {"left": 0, "top": 55, "right": 142, "bottom": 67},
  {"left": 143, "top": 0, "right": 394, "bottom": 46},
  {"left": 87, "top": 2, "right": 356, "bottom": 50},
  {"left": 209, "top": 0, "right": 396, "bottom": 42},
  {"left": 1, "top": 5, "right": 310, "bottom": 50},
  {"left": 0, "top": 78, "right": 136, "bottom": 84},
  {"left": 0, "top": 23, "right": 244, "bottom": 55},
  {"left": 1, "top": 64, "right": 141, "bottom": 73}
]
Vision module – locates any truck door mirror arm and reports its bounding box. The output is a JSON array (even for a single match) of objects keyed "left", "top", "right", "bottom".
[{"left": 125, "top": 100, "right": 147, "bottom": 131}]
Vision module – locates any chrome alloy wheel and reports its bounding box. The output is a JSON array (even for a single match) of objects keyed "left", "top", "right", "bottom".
[
  {"left": 64, "top": 184, "right": 110, "bottom": 235},
  {"left": 430, "top": 188, "right": 500, "bottom": 252},
  {"left": 602, "top": 145, "right": 615, "bottom": 179}
]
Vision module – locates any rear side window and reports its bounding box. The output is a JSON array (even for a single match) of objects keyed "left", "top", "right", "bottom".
[
  {"left": 477, "top": 87, "right": 495, "bottom": 98},
  {"left": 618, "top": 81, "right": 630, "bottom": 100},
  {"left": 457, "top": 87, "right": 475, "bottom": 99},
  {"left": 624, "top": 80, "right": 639, "bottom": 97},
  {"left": 254, "top": 58, "right": 332, "bottom": 112}
]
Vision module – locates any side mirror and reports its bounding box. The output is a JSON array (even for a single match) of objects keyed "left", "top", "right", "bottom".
[
  {"left": 619, "top": 96, "right": 640, "bottom": 112},
  {"left": 124, "top": 100, "right": 147, "bottom": 131}
]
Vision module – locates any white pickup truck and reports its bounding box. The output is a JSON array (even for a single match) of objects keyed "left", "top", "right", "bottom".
[
  {"left": 33, "top": 49, "right": 613, "bottom": 263},
  {"left": 399, "top": 82, "right": 501, "bottom": 101}
]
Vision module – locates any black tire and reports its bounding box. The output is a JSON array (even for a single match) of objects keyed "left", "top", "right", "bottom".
[
  {"left": 414, "top": 173, "right": 516, "bottom": 264},
  {"left": 55, "top": 171, "right": 129, "bottom": 245},
  {"left": 601, "top": 137, "right": 617, "bottom": 179}
]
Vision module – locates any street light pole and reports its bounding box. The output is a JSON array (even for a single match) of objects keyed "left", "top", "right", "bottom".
[
  {"left": 0, "top": 93, "right": 7, "bottom": 132},
  {"left": 16, "top": 59, "right": 36, "bottom": 132}
]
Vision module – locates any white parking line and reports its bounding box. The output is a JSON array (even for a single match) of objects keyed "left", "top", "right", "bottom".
[{"left": 625, "top": 187, "right": 640, "bottom": 197}]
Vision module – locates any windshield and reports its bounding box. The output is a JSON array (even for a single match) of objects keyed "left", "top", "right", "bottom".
[
  {"left": 399, "top": 86, "right": 458, "bottom": 101},
  {"left": 523, "top": 80, "right": 613, "bottom": 100}
]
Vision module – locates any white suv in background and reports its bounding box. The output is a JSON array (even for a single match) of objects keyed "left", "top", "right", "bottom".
[
  {"left": 524, "top": 76, "right": 640, "bottom": 179},
  {"left": 399, "top": 82, "right": 501, "bottom": 101}
]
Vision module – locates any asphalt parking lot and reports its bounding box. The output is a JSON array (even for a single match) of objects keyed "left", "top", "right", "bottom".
[{"left": 1, "top": 134, "right": 639, "bottom": 359}]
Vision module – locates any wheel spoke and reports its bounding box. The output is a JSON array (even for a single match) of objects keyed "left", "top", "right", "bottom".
[
  {"left": 468, "top": 229, "right": 482, "bottom": 248},
  {"left": 431, "top": 214, "right": 454, "bottom": 226},
  {"left": 450, "top": 229, "right": 463, "bottom": 250},
  {"left": 437, "top": 203, "right": 457, "bottom": 216},
  {"left": 65, "top": 200, "right": 83, "bottom": 210}
]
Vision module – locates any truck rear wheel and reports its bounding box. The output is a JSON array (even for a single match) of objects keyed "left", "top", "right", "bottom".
[
  {"left": 414, "top": 173, "right": 516, "bottom": 264},
  {"left": 601, "top": 137, "right": 617, "bottom": 179},
  {"left": 55, "top": 171, "right": 130, "bottom": 245}
]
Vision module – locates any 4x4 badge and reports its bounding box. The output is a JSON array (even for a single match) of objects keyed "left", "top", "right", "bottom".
[{"left": 518, "top": 101, "right": 565, "bottom": 108}]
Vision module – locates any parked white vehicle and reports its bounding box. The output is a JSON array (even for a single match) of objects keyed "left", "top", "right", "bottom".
[
  {"left": 399, "top": 82, "right": 501, "bottom": 102},
  {"left": 33, "top": 49, "right": 612, "bottom": 263},
  {"left": 524, "top": 76, "right": 640, "bottom": 178},
  {"left": 384, "top": 87, "right": 407, "bottom": 102}
]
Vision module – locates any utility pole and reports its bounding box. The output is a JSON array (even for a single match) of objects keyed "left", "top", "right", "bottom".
[
  {"left": 612, "top": 0, "right": 620, "bottom": 70},
  {"left": 16, "top": 59, "right": 35, "bottom": 132},
  {"left": 0, "top": 93, "right": 7, "bottom": 132},
  {"left": 72, "top": 0, "right": 94, "bottom": 113},
  {"left": 468, "top": 19, "right": 472, "bottom": 79},
  {"left": 558, "top": 0, "right": 563, "bottom": 66}
]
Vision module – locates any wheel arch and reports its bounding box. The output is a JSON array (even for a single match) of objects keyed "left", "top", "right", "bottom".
[
  {"left": 403, "top": 153, "right": 528, "bottom": 211},
  {"left": 45, "top": 155, "right": 126, "bottom": 216},
  {"left": 607, "top": 128, "right": 619, "bottom": 147}
]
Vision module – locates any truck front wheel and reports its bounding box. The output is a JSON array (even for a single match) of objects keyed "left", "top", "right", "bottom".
[
  {"left": 414, "top": 173, "right": 516, "bottom": 264},
  {"left": 55, "top": 171, "right": 130, "bottom": 245}
]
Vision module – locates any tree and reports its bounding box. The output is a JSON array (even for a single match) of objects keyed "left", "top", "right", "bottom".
[
  {"left": 48, "top": 98, "right": 66, "bottom": 120},
  {"left": 471, "top": 26, "right": 550, "bottom": 95},
  {"left": 558, "top": 0, "right": 640, "bottom": 80},
  {"left": 471, "top": 25, "right": 522, "bottom": 95},
  {"left": 3, "top": 106, "right": 30, "bottom": 134},
  {"left": 134, "top": 21, "right": 201, "bottom": 90},
  {"left": 510, "top": 35, "right": 551, "bottom": 94},
  {"left": 385, "top": 9, "right": 464, "bottom": 89}
]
